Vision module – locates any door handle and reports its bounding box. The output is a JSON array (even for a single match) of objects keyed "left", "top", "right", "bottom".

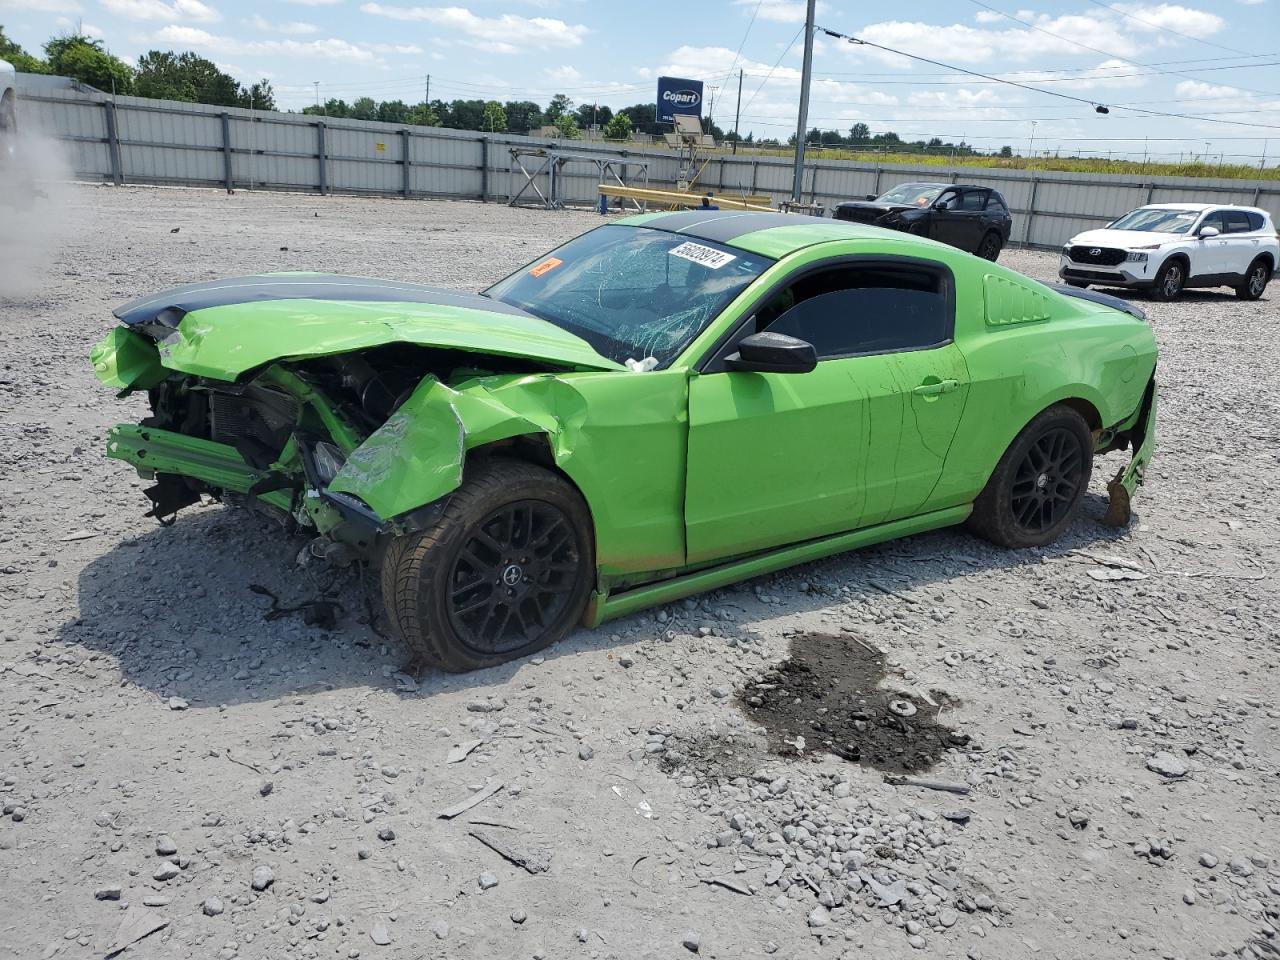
[{"left": 913, "top": 378, "right": 959, "bottom": 397}]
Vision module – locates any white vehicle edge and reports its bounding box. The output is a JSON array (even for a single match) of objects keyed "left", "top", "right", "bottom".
[
  {"left": 0, "top": 58, "right": 16, "bottom": 165},
  {"left": 1059, "top": 202, "right": 1278, "bottom": 302}
]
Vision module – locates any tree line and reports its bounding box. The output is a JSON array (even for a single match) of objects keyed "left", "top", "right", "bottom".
[
  {"left": 3, "top": 26, "right": 1015, "bottom": 155},
  {"left": 1, "top": 26, "right": 274, "bottom": 111}
]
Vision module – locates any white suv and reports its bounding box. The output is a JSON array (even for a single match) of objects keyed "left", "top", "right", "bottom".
[{"left": 1059, "top": 203, "right": 1277, "bottom": 302}]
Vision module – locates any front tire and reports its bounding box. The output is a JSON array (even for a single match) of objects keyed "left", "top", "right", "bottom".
[
  {"left": 1236, "top": 257, "right": 1271, "bottom": 300},
  {"left": 977, "top": 231, "right": 1002, "bottom": 261},
  {"left": 967, "top": 405, "right": 1094, "bottom": 549},
  {"left": 1150, "top": 259, "right": 1185, "bottom": 301},
  {"left": 382, "top": 458, "right": 594, "bottom": 672}
]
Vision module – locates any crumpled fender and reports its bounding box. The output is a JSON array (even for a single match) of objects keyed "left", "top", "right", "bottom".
[
  {"left": 90, "top": 327, "right": 168, "bottom": 391},
  {"left": 327, "top": 373, "right": 588, "bottom": 521}
]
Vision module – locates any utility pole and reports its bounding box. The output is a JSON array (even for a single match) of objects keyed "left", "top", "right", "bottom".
[
  {"left": 737, "top": 67, "right": 747, "bottom": 154},
  {"left": 1026, "top": 120, "right": 1036, "bottom": 171},
  {"left": 425, "top": 74, "right": 431, "bottom": 106},
  {"left": 313, "top": 81, "right": 320, "bottom": 111},
  {"left": 791, "top": 0, "right": 817, "bottom": 204},
  {"left": 1261, "top": 140, "right": 1269, "bottom": 171}
]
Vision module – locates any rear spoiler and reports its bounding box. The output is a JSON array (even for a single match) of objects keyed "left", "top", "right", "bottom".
[{"left": 1046, "top": 283, "right": 1148, "bottom": 321}]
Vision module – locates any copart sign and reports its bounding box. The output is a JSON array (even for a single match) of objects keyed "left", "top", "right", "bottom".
[{"left": 656, "top": 76, "right": 703, "bottom": 124}]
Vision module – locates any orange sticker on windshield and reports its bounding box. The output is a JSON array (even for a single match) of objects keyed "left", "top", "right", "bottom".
[{"left": 529, "top": 257, "right": 563, "bottom": 278}]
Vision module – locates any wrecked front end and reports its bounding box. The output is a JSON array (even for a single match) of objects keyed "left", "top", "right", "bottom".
[{"left": 90, "top": 277, "right": 617, "bottom": 563}]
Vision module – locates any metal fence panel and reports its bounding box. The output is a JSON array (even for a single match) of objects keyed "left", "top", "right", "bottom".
[{"left": 13, "top": 77, "right": 1280, "bottom": 249}]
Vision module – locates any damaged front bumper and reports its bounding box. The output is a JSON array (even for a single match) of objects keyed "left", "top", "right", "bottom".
[
  {"left": 1103, "top": 377, "right": 1157, "bottom": 527},
  {"left": 106, "top": 423, "right": 397, "bottom": 551}
]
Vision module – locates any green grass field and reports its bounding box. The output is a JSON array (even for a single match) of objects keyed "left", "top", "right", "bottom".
[{"left": 714, "top": 145, "right": 1279, "bottom": 182}]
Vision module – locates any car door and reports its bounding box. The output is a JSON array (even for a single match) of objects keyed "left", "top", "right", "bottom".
[
  {"left": 931, "top": 189, "right": 987, "bottom": 251},
  {"left": 683, "top": 257, "right": 969, "bottom": 565},
  {"left": 1221, "top": 209, "right": 1261, "bottom": 277},
  {"left": 1194, "top": 210, "right": 1231, "bottom": 276}
]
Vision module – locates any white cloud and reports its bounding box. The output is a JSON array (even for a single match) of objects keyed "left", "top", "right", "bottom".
[
  {"left": 153, "top": 25, "right": 378, "bottom": 61},
  {"left": 734, "top": 0, "right": 828, "bottom": 22},
  {"left": 1175, "top": 79, "right": 1245, "bottom": 99},
  {"left": 1115, "top": 3, "right": 1226, "bottom": 35},
  {"left": 1015, "top": 59, "right": 1151, "bottom": 91},
  {"left": 848, "top": 15, "right": 1139, "bottom": 65},
  {"left": 368, "top": 41, "right": 423, "bottom": 53},
  {"left": 0, "top": 0, "right": 82, "bottom": 11},
  {"left": 1237, "top": 0, "right": 1265, "bottom": 5},
  {"left": 245, "top": 13, "right": 319, "bottom": 33},
  {"left": 545, "top": 65, "right": 581, "bottom": 83},
  {"left": 100, "top": 0, "right": 220, "bottom": 23},
  {"left": 358, "top": 4, "right": 588, "bottom": 49},
  {"left": 280, "top": 0, "right": 341, "bottom": 5}
]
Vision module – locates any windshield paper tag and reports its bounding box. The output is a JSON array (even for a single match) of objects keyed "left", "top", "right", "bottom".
[
  {"left": 529, "top": 257, "right": 563, "bottom": 278},
  {"left": 669, "top": 242, "right": 736, "bottom": 270}
]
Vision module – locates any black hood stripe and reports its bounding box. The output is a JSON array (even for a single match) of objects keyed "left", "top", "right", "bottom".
[{"left": 113, "top": 274, "right": 534, "bottom": 327}]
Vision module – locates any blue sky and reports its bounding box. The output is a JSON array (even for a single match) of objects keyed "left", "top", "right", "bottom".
[{"left": 3, "top": 0, "right": 1280, "bottom": 164}]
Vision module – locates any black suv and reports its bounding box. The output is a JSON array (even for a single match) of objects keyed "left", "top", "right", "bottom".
[{"left": 834, "top": 182, "right": 1014, "bottom": 261}]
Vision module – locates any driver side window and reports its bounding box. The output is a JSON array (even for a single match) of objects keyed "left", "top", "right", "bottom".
[
  {"left": 1199, "top": 211, "right": 1227, "bottom": 233},
  {"left": 750, "top": 263, "right": 954, "bottom": 360},
  {"left": 934, "top": 191, "right": 961, "bottom": 210}
]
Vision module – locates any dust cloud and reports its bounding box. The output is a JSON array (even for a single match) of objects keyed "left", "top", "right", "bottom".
[{"left": 0, "top": 131, "right": 78, "bottom": 299}]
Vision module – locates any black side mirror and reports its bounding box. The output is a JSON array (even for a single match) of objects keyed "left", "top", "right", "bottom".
[
  {"left": 865, "top": 194, "right": 876, "bottom": 201},
  {"left": 726, "top": 331, "right": 817, "bottom": 374}
]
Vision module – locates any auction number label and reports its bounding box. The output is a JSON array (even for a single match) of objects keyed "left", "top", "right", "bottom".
[{"left": 669, "top": 242, "right": 736, "bottom": 269}]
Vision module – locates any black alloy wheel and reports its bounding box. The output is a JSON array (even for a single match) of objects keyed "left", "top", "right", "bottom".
[
  {"left": 967, "top": 404, "right": 1095, "bottom": 549},
  {"left": 447, "top": 500, "right": 580, "bottom": 656},
  {"left": 1008, "top": 427, "right": 1086, "bottom": 536},
  {"left": 977, "top": 232, "right": 1002, "bottom": 261},
  {"left": 381, "top": 458, "right": 594, "bottom": 673}
]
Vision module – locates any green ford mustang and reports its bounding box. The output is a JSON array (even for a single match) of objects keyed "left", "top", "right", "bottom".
[{"left": 91, "top": 211, "right": 1157, "bottom": 671}]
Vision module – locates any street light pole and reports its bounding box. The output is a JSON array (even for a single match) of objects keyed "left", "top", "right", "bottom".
[{"left": 791, "top": 0, "right": 817, "bottom": 204}]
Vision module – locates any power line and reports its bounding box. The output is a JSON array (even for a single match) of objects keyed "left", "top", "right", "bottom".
[
  {"left": 819, "top": 25, "right": 1280, "bottom": 133},
  {"left": 1079, "top": 0, "right": 1255, "bottom": 57},
  {"left": 964, "top": 0, "right": 1280, "bottom": 99},
  {"left": 717, "top": 0, "right": 762, "bottom": 94},
  {"left": 817, "top": 26, "right": 1114, "bottom": 112},
  {"left": 799, "top": 59, "right": 1280, "bottom": 86},
  {"left": 740, "top": 22, "right": 806, "bottom": 113}
]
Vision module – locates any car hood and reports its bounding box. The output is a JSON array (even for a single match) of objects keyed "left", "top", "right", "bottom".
[
  {"left": 837, "top": 201, "right": 916, "bottom": 216},
  {"left": 1067, "top": 229, "right": 1187, "bottom": 249},
  {"left": 111, "top": 273, "right": 624, "bottom": 379}
]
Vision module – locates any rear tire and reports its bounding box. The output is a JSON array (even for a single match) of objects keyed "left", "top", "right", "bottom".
[
  {"left": 382, "top": 458, "right": 594, "bottom": 673},
  {"left": 977, "top": 231, "right": 1002, "bottom": 261},
  {"left": 1236, "top": 257, "right": 1271, "bottom": 300},
  {"left": 1150, "top": 258, "right": 1185, "bottom": 301},
  {"left": 967, "top": 405, "right": 1094, "bottom": 549}
]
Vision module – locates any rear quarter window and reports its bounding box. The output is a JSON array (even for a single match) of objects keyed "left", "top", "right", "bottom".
[{"left": 984, "top": 274, "right": 1050, "bottom": 327}]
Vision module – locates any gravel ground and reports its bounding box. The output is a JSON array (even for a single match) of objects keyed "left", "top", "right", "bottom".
[{"left": 1, "top": 184, "right": 1278, "bottom": 960}]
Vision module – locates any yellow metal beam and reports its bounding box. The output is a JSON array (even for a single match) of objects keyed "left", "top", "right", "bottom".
[{"left": 596, "top": 184, "right": 776, "bottom": 213}]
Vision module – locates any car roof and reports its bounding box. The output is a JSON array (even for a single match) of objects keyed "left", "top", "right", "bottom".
[
  {"left": 1138, "top": 202, "right": 1270, "bottom": 216},
  {"left": 614, "top": 210, "right": 924, "bottom": 258}
]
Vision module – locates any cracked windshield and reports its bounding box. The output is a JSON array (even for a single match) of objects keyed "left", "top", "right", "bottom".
[{"left": 486, "top": 224, "right": 771, "bottom": 367}]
